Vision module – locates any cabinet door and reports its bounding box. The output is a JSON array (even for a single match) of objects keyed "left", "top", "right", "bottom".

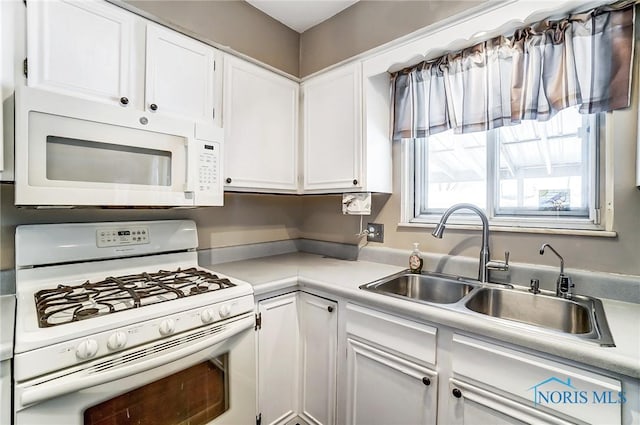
[
  {"left": 257, "top": 294, "right": 300, "bottom": 425},
  {"left": 302, "top": 63, "right": 362, "bottom": 192},
  {"left": 299, "top": 293, "right": 337, "bottom": 425},
  {"left": 145, "top": 23, "right": 216, "bottom": 122},
  {"left": 346, "top": 338, "right": 437, "bottom": 425},
  {"left": 223, "top": 55, "right": 298, "bottom": 192},
  {"left": 451, "top": 334, "right": 622, "bottom": 424},
  {"left": 448, "top": 380, "right": 575, "bottom": 425},
  {"left": 26, "top": 0, "right": 134, "bottom": 105}
]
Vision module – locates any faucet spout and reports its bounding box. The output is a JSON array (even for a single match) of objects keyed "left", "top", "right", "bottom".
[{"left": 431, "top": 203, "right": 491, "bottom": 283}]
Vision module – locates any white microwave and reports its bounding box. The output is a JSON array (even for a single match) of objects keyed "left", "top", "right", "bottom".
[{"left": 15, "top": 86, "right": 223, "bottom": 207}]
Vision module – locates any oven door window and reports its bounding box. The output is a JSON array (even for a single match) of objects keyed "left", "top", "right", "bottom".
[{"left": 83, "top": 355, "right": 229, "bottom": 425}]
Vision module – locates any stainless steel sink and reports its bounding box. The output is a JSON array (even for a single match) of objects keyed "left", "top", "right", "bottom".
[
  {"left": 360, "top": 271, "right": 615, "bottom": 347},
  {"left": 464, "top": 287, "right": 615, "bottom": 346},
  {"left": 360, "top": 271, "right": 477, "bottom": 305}
]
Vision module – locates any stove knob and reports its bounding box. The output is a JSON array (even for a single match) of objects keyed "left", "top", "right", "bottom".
[
  {"left": 201, "top": 308, "right": 215, "bottom": 324},
  {"left": 219, "top": 305, "right": 232, "bottom": 318},
  {"left": 159, "top": 318, "right": 176, "bottom": 336},
  {"left": 76, "top": 339, "right": 99, "bottom": 360},
  {"left": 107, "top": 331, "right": 127, "bottom": 351}
]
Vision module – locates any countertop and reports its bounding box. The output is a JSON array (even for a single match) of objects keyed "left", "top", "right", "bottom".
[
  {"left": 0, "top": 295, "right": 16, "bottom": 361},
  {"left": 204, "top": 252, "right": 640, "bottom": 379}
]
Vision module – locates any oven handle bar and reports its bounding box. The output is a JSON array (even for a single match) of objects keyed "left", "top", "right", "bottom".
[{"left": 19, "top": 314, "right": 254, "bottom": 407}]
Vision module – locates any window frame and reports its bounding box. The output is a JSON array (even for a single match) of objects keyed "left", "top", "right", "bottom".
[{"left": 400, "top": 113, "right": 611, "bottom": 233}]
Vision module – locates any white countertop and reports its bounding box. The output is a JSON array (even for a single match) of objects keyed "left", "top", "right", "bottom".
[
  {"left": 205, "top": 252, "right": 640, "bottom": 379},
  {"left": 0, "top": 295, "right": 16, "bottom": 361}
]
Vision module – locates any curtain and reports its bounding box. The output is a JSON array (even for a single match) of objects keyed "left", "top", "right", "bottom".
[{"left": 391, "top": 1, "right": 636, "bottom": 140}]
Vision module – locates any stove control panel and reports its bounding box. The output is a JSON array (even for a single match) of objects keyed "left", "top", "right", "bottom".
[
  {"left": 14, "top": 295, "right": 256, "bottom": 381},
  {"left": 96, "top": 226, "right": 150, "bottom": 248}
]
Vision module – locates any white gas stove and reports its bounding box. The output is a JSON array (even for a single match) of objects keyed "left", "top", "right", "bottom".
[{"left": 13, "top": 220, "right": 256, "bottom": 425}]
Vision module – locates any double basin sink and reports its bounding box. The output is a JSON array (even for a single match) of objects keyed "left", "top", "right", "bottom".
[{"left": 360, "top": 271, "right": 615, "bottom": 346}]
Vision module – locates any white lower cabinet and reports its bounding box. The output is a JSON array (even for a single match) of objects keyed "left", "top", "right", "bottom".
[
  {"left": 345, "top": 304, "right": 438, "bottom": 425},
  {"left": 346, "top": 338, "right": 437, "bottom": 425},
  {"left": 257, "top": 297, "right": 630, "bottom": 425},
  {"left": 448, "top": 334, "right": 623, "bottom": 425},
  {"left": 448, "top": 379, "right": 574, "bottom": 425},
  {"left": 299, "top": 292, "right": 338, "bottom": 425},
  {"left": 257, "top": 293, "right": 300, "bottom": 425},
  {"left": 256, "top": 292, "right": 337, "bottom": 425}
]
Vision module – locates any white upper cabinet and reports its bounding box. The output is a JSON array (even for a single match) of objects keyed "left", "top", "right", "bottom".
[
  {"left": 26, "top": 0, "right": 135, "bottom": 106},
  {"left": 26, "top": 0, "right": 219, "bottom": 124},
  {"left": 145, "top": 24, "right": 217, "bottom": 123},
  {"left": 223, "top": 54, "right": 298, "bottom": 192},
  {"left": 302, "top": 62, "right": 392, "bottom": 194},
  {"left": 302, "top": 62, "right": 362, "bottom": 192},
  {"left": 1, "top": 0, "right": 26, "bottom": 182}
]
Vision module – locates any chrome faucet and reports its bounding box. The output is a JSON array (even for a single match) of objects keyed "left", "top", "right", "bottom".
[
  {"left": 539, "top": 243, "right": 574, "bottom": 299},
  {"left": 431, "top": 203, "right": 509, "bottom": 283}
]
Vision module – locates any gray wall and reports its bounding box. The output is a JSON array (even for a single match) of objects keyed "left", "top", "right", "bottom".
[
  {"left": 294, "top": 0, "right": 640, "bottom": 277},
  {"left": 0, "top": 187, "right": 301, "bottom": 271},
  {"left": 299, "top": 0, "right": 483, "bottom": 76},
  {"left": 123, "top": 0, "right": 483, "bottom": 77},
  {"left": 297, "top": 93, "right": 640, "bottom": 277},
  {"left": 124, "top": 0, "right": 300, "bottom": 76}
]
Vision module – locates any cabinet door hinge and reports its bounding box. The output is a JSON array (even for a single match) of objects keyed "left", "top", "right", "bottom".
[
  {"left": 255, "top": 312, "right": 261, "bottom": 331},
  {"left": 256, "top": 413, "right": 262, "bottom": 425},
  {"left": 23, "top": 58, "right": 28, "bottom": 78}
]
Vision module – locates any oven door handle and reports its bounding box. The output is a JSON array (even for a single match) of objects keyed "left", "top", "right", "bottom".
[{"left": 19, "top": 314, "right": 253, "bottom": 407}]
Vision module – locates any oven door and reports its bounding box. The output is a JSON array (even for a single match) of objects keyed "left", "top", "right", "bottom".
[
  {"left": 15, "top": 86, "right": 198, "bottom": 207},
  {"left": 15, "top": 314, "right": 256, "bottom": 425}
]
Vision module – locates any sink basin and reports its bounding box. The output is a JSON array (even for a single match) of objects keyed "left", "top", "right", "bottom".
[
  {"left": 360, "top": 272, "right": 476, "bottom": 304},
  {"left": 465, "top": 287, "right": 615, "bottom": 346},
  {"left": 466, "top": 288, "right": 591, "bottom": 333}
]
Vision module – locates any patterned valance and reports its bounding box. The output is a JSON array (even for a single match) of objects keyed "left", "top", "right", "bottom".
[{"left": 391, "top": 1, "right": 636, "bottom": 139}]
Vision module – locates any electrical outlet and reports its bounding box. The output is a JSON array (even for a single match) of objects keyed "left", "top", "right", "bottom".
[{"left": 367, "top": 223, "right": 384, "bottom": 243}]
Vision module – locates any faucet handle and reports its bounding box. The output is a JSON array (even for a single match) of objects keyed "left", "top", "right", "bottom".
[
  {"left": 486, "top": 251, "right": 510, "bottom": 272},
  {"left": 557, "top": 275, "right": 574, "bottom": 299}
]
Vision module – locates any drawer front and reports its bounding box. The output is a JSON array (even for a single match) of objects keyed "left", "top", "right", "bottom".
[
  {"left": 451, "top": 334, "right": 622, "bottom": 424},
  {"left": 346, "top": 303, "right": 436, "bottom": 365}
]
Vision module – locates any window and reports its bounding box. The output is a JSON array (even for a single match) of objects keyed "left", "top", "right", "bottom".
[{"left": 406, "top": 107, "right": 604, "bottom": 230}]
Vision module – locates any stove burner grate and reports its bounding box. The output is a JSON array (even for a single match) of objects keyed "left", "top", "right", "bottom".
[{"left": 34, "top": 267, "right": 235, "bottom": 328}]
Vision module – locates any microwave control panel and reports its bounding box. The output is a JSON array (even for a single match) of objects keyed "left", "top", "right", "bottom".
[
  {"left": 198, "top": 143, "right": 219, "bottom": 193},
  {"left": 96, "top": 226, "right": 150, "bottom": 248}
]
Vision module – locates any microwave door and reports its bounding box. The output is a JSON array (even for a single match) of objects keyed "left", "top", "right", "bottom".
[{"left": 15, "top": 95, "right": 195, "bottom": 206}]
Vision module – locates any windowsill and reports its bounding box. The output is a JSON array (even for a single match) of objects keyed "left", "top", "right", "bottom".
[{"left": 398, "top": 221, "right": 617, "bottom": 238}]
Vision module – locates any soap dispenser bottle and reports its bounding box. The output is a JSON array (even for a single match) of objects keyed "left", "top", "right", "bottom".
[{"left": 409, "top": 242, "right": 423, "bottom": 274}]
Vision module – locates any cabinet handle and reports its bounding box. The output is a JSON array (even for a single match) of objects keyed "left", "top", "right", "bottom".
[
  {"left": 327, "top": 306, "right": 334, "bottom": 313},
  {"left": 452, "top": 388, "right": 462, "bottom": 398},
  {"left": 119, "top": 97, "right": 129, "bottom": 106},
  {"left": 352, "top": 179, "right": 358, "bottom": 185},
  {"left": 226, "top": 178, "right": 232, "bottom": 184},
  {"left": 149, "top": 103, "right": 158, "bottom": 111},
  {"left": 422, "top": 377, "right": 431, "bottom": 386}
]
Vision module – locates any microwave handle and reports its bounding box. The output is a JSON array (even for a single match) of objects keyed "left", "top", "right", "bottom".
[{"left": 184, "top": 137, "right": 198, "bottom": 194}]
